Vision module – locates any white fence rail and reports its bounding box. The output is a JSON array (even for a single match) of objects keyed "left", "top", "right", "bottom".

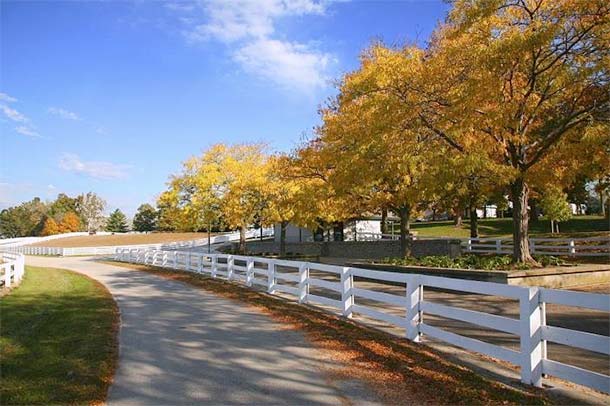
[
  {"left": 464, "top": 236, "right": 610, "bottom": 257},
  {"left": 0, "top": 232, "right": 109, "bottom": 248},
  {"left": 353, "top": 232, "right": 609, "bottom": 257},
  {"left": 114, "top": 247, "right": 610, "bottom": 394},
  {"left": 0, "top": 252, "right": 25, "bottom": 288},
  {"left": 7, "top": 228, "right": 274, "bottom": 257}
]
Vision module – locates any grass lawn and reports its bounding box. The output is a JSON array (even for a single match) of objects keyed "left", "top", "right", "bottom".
[
  {"left": 103, "top": 260, "right": 551, "bottom": 405},
  {"left": 410, "top": 215, "right": 609, "bottom": 238},
  {"left": 28, "top": 232, "right": 217, "bottom": 248},
  {"left": 0, "top": 266, "right": 119, "bottom": 405}
]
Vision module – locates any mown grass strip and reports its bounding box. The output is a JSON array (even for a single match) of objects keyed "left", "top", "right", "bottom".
[
  {"left": 105, "top": 260, "right": 551, "bottom": 405},
  {"left": 0, "top": 266, "right": 119, "bottom": 405}
]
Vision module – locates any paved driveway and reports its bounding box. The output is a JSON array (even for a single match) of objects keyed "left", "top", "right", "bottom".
[{"left": 25, "top": 256, "right": 378, "bottom": 406}]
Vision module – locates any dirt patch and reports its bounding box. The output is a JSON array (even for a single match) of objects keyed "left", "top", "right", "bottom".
[{"left": 28, "top": 232, "right": 216, "bottom": 248}]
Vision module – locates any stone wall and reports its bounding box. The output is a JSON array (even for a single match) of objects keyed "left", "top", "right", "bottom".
[{"left": 234, "top": 238, "right": 461, "bottom": 259}]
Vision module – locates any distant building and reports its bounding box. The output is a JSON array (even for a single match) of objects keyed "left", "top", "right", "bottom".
[{"left": 274, "top": 215, "right": 400, "bottom": 243}]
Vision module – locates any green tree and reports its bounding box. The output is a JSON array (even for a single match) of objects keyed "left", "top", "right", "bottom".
[
  {"left": 105, "top": 209, "right": 129, "bottom": 233},
  {"left": 48, "top": 193, "right": 79, "bottom": 222},
  {"left": 540, "top": 187, "right": 572, "bottom": 234},
  {"left": 132, "top": 204, "right": 158, "bottom": 232}
]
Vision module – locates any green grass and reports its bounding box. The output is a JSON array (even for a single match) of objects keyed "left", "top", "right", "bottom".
[
  {"left": 409, "top": 215, "right": 609, "bottom": 238},
  {"left": 0, "top": 266, "right": 119, "bottom": 405}
]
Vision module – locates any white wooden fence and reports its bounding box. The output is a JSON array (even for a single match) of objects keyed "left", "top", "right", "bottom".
[
  {"left": 464, "top": 236, "right": 610, "bottom": 257},
  {"left": 0, "top": 252, "right": 25, "bottom": 288},
  {"left": 114, "top": 247, "right": 610, "bottom": 394},
  {"left": 353, "top": 232, "right": 609, "bottom": 257},
  {"left": 0, "top": 232, "right": 114, "bottom": 248},
  {"left": 6, "top": 228, "right": 274, "bottom": 257}
]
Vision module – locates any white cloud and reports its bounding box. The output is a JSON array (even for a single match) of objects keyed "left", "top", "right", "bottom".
[
  {"left": 15, "top": 126, "right": 41, "bottom": 138},
  {"left": 59, "top": 153, "right": 132, "bottom": 180},
  {"left": 164, "top": 2, "right": 197, "bottom": 12},
  {"left": 1, "top": 105, "right": 27, "bottom": 122},
  {"left": 48, "top": 107, "right": 80, "bottom": 120},
  {"left": 234, "top": 38, "right": 330, "bottom": 90},
  {"left": 0, "top": 92, "right": 17, "bottom": 103},
  {"left": 172, "top": 0, "right": 332, "bottom": 92},
  {"left": 0, "top": 95, "right": 42, "bottom": 138}
]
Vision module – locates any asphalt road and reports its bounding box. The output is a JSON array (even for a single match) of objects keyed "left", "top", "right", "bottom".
[{"left": 26, "top": 255, "right": 379, "bottom": 406}]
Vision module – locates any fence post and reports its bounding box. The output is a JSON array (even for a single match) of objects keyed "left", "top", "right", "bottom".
[
  {"left": 495, "top": 239, "right": 502, "bottom": 254},
  {"left": 569, "top": 240, "right": 576, "bottom": 256},
  {"left": 4, "top": 264, "right": 11, "bottom": 288},
  {"left": 341, "top": 267, "right": 354, "bottom": 318},
  {"left": 187, "top": 251, "right": 192, "bottom": 270},
  {"left": 227, "top": 255, "right": 234, "bottom": 280},
  {"left": 405, "top": 275, "right": 423, "bottom": 342},
  {"left": 467, "top": 239, "right": 472, "bottom": 252},
  {"left": 198, "top": 254, "right": 204, "bottom": 273},
  {"left": 211, "top": 255, "right": 218, "bottom": 277},
  {"left": 267, "top": 261, "right": 276, "bottom": 294},
  {"left": 18, "top": 256, "right": 25, "bottom": 282},
  {"left": 530, "top": 239, "right": 536, "bottom": 255},
  {"left": 162, "top": 252, "right": 168, "bottom": 267},
  {"left": 540, "top": 301, "right": 548, "bottom": 378},
  {"left": 298, "top": 262, "right": 309, "bottom": 304},
  {"left": 246, "top": 258, "right": 254, "bottom": 287},
  {"left": 519, "top": 287, "right": 543, "bottom": 387}
]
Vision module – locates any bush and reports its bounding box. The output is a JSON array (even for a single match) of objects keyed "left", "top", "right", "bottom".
[{"left": 381, "top": 254, "right": 568, "bottom": 270}]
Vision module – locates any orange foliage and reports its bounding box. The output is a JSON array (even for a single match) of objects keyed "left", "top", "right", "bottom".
[
  {"left": 59, "top": 211, "right": 81, "bottom": 233},
  {"left": 41, "top": 218, "right": 60, "bottom": 236}
]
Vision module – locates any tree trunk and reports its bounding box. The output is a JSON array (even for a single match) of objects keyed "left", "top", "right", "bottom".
[
  {"left": 454, "top": 204, "right": 463, "bottom": 228},
  {"left": 239, "top": 226, "right": 246, "bottom": 254},
  {"left": 398, "top": 205, "right": 412, "bottom": 257},
  {"left": 530, "top": 199, "right": 539, "bottom": 223},
  {"left": 510, "top": 177, "right": 537, "bottom": 264},
  {"left": 550, "top": 220, "right": 554, "bottom": 235},
  {"left": 279, "top": 220, "right": 287, "bottom": 257},
  {"left": 380, "top": 207, "right": 388, "bottom": 235},
  {"left": 469, "top": 206, "right": 479, "bottom": 238}
]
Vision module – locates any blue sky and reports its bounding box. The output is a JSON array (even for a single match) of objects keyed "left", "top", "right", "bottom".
[{"left": 1, "top": 0, "right": 449, "bottom": 216}]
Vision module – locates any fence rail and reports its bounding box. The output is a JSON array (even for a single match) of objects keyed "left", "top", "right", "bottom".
[
  {"left": 6, "top": 228, "right": 274, "bottom": 257},
  {"left": 0, "top": 252, "right": 25, "bottom": 288},
  {"left": 353, "top": 232, "right": 609, "bottom": 257},
  {"left": 464, "top": 236, "right": 610, "bottom": 257},
  {"left": 114, "top": 247, "right": 610, "bottom": 394}
]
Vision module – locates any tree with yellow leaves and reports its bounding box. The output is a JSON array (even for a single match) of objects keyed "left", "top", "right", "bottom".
[
  {"left": 314, "top": 50, "right": 442, "bottom": 256},
  {"left": 161, "top": 143, "right": 270, "bottom": 253},
  {"left": 41, "top": 217, "right": 60, "bottom": 236},
  {"left": 431, "top": 0, "right": 610, "bottom": 263},
  {"left": 262, "top": 154, "right": 306, "bottom": 255}
]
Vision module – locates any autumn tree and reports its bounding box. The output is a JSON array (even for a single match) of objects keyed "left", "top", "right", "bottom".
[
  {"left": 364, "top": 1, "right": 609, "bottom": 262},
  {"left": 59, "top": 211, "right": 81, "bottom": 233},
  {"left": 263, "top": 154, "right": 314, "bottom": 256},
  {"left": 314, "top": 44, "right": 445, "bottom": 256},
  {"left": 162, "top": 143, "right": 269, "bottom": 253},
  {"left": 41, "top": 217, "right": 60, "bottom": 236},
  {"left": 106, "top": 209, "right": 129, "bottom": 233},
  {"left": 432, "top": 0, "right": 610, "bottom": 263}
]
